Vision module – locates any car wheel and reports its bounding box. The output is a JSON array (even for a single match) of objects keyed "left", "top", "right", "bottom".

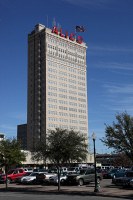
[{"left": 78, "top": 178, "right": 84, "bottom": 186}]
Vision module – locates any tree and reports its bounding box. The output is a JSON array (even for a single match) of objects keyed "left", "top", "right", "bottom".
[
  {"left": 32, "top": 128, "right": 88, "bottom": 191},
  {"left": 47, "top": 128, "right": 88, "bottom": 164},
  {"left": 101, "top": 112, "right": 133, "bottom": 163},
  {"left": 113, "top": 153, "right": 133, "bottom": 167},
  {"left": 31, "top": 138, "right": 47, "bottom": 167},
  {"left": 0, "top": 137, "right": 26, "bottom": 189}
]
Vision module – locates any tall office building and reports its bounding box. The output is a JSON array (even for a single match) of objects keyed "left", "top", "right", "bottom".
[{"left": 27, "top": 24, "right": 88, "bottom": 150}]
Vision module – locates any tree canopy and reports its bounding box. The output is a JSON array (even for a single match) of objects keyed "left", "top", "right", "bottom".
[
  {"left": 32, "top": 128, "right": 88, "bottom": 165},
  {"left": 101, "top": 112, "right": 133, "bottom": 163},
  {"left": 0, "top": 138, "right": 26, "bottom": 168}
]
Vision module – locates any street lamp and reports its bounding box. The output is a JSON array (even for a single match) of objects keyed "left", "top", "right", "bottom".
[{"left": 92, "top": 132, "right": 100, "bottom": 192}]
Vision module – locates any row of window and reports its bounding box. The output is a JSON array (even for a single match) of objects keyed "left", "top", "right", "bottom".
[
  {"left": 48, "top": 117, "right": 86, "bottom": 125},
  {"left": 48, "top": 61, "right": 86, "bottom": 74},
  {"left": 48, "top": 69, "right": 86, "bottom": 81},
  {"left": 47, "top": 56, "right": 86, "bottom": 70},
  {"left": 47, "top": 35, "right": 86, "bottom": 55},
  {"left": 48, "top": 112, "right": 87, "bottom": 119},
  {"left": 48, "top": 87, "right": 86, "bottom": 97},
  {"left": 48, "top": 123, "right": 87, "bottom": 131},
  {"left": 48, "top": 104, "right": 86, "bottom": 113},
  {"left": 48, "top": 50, "right": 85, "bottom": 65}
]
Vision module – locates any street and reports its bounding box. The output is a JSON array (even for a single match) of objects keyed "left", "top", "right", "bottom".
[{"left": 0, "top": 192, "right": 131, "bottom": 200}]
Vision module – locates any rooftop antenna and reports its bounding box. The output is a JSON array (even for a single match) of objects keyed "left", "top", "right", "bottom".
[
  {"left": 46, "top": 15, "right": 49, "bottom": 28},
  {"left": 57, "top": 23, "right": 61, "bottom": 31},
  {"left": 52, "top": 18, "right": 56, "bottom": 27}
]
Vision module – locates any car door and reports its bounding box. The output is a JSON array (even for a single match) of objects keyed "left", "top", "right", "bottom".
[
  {"left": 84, "top": 169, "right": 92, "bottom": 183},
  {"left": 18, "top": 169, "right": 25, "bottom": 178},
  {"left": 11, "top": 169, "right": 19, "bottom": 180}
]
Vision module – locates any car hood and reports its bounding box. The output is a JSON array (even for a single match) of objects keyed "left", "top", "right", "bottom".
[{"left": 22, "top": 176, "right": 36, "bottom": 180}]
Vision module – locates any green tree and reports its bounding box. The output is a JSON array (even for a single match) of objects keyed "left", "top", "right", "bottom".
[
  {"left": 101, "top": 112, "right": 133, "bottom": 163},
  {"left": 32, "top": 128, "right": 88, "bottom": 191},
  {"left": 47, "top": 128, "right": 88, "bottom": 164},
  {"left": 31, "top": 138, "right": 47, "bottom": 167},
  {"left": 0, "top": 138, "right": 26, "bottom": 188}
]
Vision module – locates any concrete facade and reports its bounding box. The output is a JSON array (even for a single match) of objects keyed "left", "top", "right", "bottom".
[{"left": 27, "top": 24, "right": 88, "bottom": 151}]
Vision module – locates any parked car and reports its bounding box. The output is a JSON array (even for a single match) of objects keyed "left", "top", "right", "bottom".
[
  {"left": 112, "top": 169, "right": 127, "bottom": 183},
  {"left": 36, "top": 171, "right": 57, "bottom": 184},
  {"left": 104, "top": 168, "right": 119, "bottom": 179},
  {"left": 65, "top": 168, "right": 103, "bottom": 186},
  {"left": 23, "top": 168, "right": 33, "bottom": 172},
  {"left": 33, "top": 168, "right": 48, "bottom": 173},
  {"left": 130, "top": 178, "right": 133, "bottom": 187},
  {"left": 21, "top": 172, "right": 45, "bottom": 184},
  {"left": 49, "top": 172, "right": 68, "bottom": 185},
  {"left": 16, "top": 172, "right": 32, "bottom": 183},
  {"left": 99, "top": 169, "right": 109, "bottom": 179},
  {"left": 0, "top": 168, "right": 27, "bottom": 183},
  {"left": 113, "top": 170, "right": 133, "bottom": 187},
  {"left": 67, "top": 167, "right": 80, "bottom": 174}
]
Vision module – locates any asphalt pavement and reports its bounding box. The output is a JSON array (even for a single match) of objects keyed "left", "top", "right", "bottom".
[{"left": 0, "top": 179, "right": 133, "bottom": 199}]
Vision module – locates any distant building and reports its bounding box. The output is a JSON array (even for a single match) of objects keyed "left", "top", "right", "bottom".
[
  {"left": 96, "top": 153, "right": 118, "bottom": 168},
  {"left": 0, "top": 133, "right": 5, "bottom": 141},
  {"left": 17, "top": 124, "right": 27, "bottom": 150}
]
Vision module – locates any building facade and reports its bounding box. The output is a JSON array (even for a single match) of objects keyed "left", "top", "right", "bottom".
[
  {"left": 27, "top": 24, "right": 88, "bottom": 150},
  {"left": 17, "top": 124, "right": 27, "bottom": 150}
]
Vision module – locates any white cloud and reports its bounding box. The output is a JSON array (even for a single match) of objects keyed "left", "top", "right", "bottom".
[
  {"left": 89, "top": 61, "right": 133, "bottom": 71},
  {"left": 89, "top": 45, "right": 133, "bottom": 53},
  {"left": 101, "top": 83, "right": 133, "bottom": 114},
  {"left": 103, "top": 84, "right": 133, "bottom": 94}
]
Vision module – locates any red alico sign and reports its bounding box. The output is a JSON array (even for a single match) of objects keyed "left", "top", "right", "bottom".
[{"left": 52, "top": 26, "right": 83, "bottom": 44}]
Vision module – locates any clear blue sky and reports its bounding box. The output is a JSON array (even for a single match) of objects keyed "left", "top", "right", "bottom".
[{"left": 0, "top": 0, "right": 133, "bottom": 154}]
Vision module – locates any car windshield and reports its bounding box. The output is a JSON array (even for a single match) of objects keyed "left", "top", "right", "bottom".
[
  {"left": 7, "top": 170, "right": 15, "bottom": 175},
  {"left": 29, "top": 172, "right": 38, "bottom": 176},
  {"left": 78, "top": 169, "right": 86, "bottom": 175}
]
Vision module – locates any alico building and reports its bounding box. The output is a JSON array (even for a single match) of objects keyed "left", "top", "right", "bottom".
[{"left": 27, "top": 24, "right": 88, "bottom": 150}]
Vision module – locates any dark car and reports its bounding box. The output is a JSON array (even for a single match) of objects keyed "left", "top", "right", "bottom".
[
  {"left": 104, "top": 168, "right": 119, "bottom": 179},
  {"left": 65, "top": 168, "right": 103, "bottom": 186},
  {"left": 112, "top": 169, "right": 127, "bottom": 183},
  {"left": 113, "top": 170, "right": 133, "bottom": 187}
]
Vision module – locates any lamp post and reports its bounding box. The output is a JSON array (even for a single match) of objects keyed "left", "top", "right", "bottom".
[{"left": 92, "top": 132, "right": 100, "bottom": 192}]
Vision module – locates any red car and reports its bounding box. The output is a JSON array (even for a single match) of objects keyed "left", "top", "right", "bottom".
[{"left": 0, "top": 168, "right": 27, "bottom": 183}]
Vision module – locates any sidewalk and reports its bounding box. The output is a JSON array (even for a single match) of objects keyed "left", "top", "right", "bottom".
[{"left": 0, "top": 183, "right": 133, "bottom": 199}]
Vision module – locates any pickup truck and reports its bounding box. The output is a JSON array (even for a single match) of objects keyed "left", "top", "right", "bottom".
[{"left": 65, "top": 168, "right": 103, "bottom": 186}]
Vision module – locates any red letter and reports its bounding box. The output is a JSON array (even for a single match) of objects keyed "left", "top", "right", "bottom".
[
  {"left": 52, "top": 26, "right": 58, "bottom": 35},
  {"left": 77, "top": 36, "right": 83, "bottom": 44},
  {"left": 65, "top": 31, "right": 68, "bottom": 38},
  {"left": 60, "top": 28, "right": 65, "bottom": 37},
  {"left": 69, "top": 33, "right": 75, "bottom": 41}
]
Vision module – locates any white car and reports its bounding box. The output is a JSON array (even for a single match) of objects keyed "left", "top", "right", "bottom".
[
  {"left": 49, "top": 173, "right": 67, "bottom": 184},
  {"left": 67, "top": 167, "right": 79, "bottom": 174},
  {"left": 130, "top": 178, "right": 133, "bottom": 187},
  {"left": 21, "top": 172, "right": 44, "bottom": 184},
  {"left": 24, "top": 168, "right": 33, "bottom": 172}
]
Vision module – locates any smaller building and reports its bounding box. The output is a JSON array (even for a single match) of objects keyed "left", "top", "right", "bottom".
[
  {"left": 17, "top": 124, "right": 27, "bottom": 150},
  {"left": 0, "top": 133, "right": 5, "bottom": 141}
]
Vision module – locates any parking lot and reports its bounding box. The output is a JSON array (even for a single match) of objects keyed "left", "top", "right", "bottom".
[{"left": 0, "top": 179, "right": 133, "bottom": 199}]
